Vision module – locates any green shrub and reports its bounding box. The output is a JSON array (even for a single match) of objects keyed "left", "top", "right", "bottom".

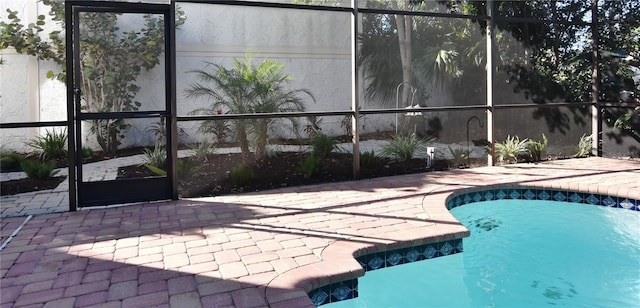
[
  {"left": 309, "top": 133, "right": 339, "bottom": 159},
  {"left": 177, "top": 158, "right": 201, "bottom": 178},
  {"left": 448, "top": 146, "right": 472, "bottom": 167},
  {"left": 298, "top": 153, "right": 323, "bottom": 178},
  {"left": 190, "top": 140, "right": 216, "bottom": 161},
  {"left": 20, "top": 160, "right": 58, "bottom": 179},
  {"left": 230, "top": 165, "right": 252, "bottom": 187},
  {"left": 25, "top": 129, "right": 67, "bottom": 160},
  {"left": 81, "top": 147, "right": 93, "bottom": 160},
  {"left": 495, "top": 135, "right": 528, "bottom": 163},
  {"left": 142, "top": 145, "right": 166, "bottom": 168},
  {"left": 359, "top": 150, "right": 377, "bottom": 168},
  {"left": 263, "top": 145, "right": 281, "bottom": 159},
  {"left": 576, "top": 134, "right": 592, "bottom": 157},
  {"left": 526, "top": 134, "right": 548, "bottom": 162},
  {"left": 380, "top": 133, "right": 433, "bottom": 162},
  {"left": 1, "top": 150, "right": 23, "bottom": 170}
]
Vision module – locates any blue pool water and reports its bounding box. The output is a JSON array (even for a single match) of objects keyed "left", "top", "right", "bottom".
[{"left": 329, "top": 200, "right": 640, "bottom": 307}]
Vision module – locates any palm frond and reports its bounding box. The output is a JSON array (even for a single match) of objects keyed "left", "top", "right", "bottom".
[{"left": 416, "top": 41, "right": 462, "bottom": 89}]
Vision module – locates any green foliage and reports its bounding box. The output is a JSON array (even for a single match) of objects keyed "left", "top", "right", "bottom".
[
  {"left": 186, "top": 53, "right": 315, "bottom": 162},
  {"left": 263, "top": 145, "right": 281, "bottom": 159},
  {"left": 298, "top": 153, "right": 323, "bottom": 179},
  {"left": 526, "top": 134, "right": 548, "bottom": 162},
  {"left": 614, "top": 112, "right": 634, "bottom": 129},
  {"left": 1, "top": 150, "right": 23, "bottom": 169},
  {"left": 177, "top": 158, "right": 201, "bottom": 178},
  {"left": 25, "top": 129, "right": 67, "bottom": 161},
  {"left": 142, "top": 145, "right": 166, "bottom": 168},
  {"left": 20, "top": 160, "right": 58, "bottom": 179},
  {"left": 495, "top": 135, "right": 528, "bottom": 164},
  {"left": 190, "top": 141, "right": 216, "bottom": 161},
  {"left": 0, "top": 6, "right": 65, "bottom": 73},
  {"left": 612, "top": 109, "right": 640, "bottom": 143},
  {"left": 230, "top": 165, "right": 252, "bottom": 187},
  {"left": 576, "top": 134, "right": 592, "bottom": 158},
  {"left": 448, "top": 146, "right": 472, "bottom": 167},
  {"left": 193, "top": 109, "right": 231, "bottom": 144},
  {"left": 380, "top": 133, "right": 433, "bottom": 162},
  {"left": 359, "top": 150, "right": 377, "bottom": 168},
  {"left": 81, "top": 147, "right": 93, "bottom": 160},
  {"left": 309, "top": 133, "right": 339, "bottom": 160}
]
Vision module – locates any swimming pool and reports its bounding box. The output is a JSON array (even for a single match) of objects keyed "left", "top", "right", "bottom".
[{"left": 321, "top": 197, "right": 640, "bottom": 307}]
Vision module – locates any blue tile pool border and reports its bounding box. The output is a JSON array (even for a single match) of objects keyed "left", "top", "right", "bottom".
[
  {"left": 307, "top": 238, "right": 463, "bottom": 306},
  {"left": 446, "top": 187, "right": 639, "bottom": 211},
  {"left": 307, "top": 187, "right": 639, "bottom": 306}
]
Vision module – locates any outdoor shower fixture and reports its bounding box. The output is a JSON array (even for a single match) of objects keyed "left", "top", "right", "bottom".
[
  {"left": 395, "top": 82, "right": 419, "bottom": 134},
  {"left": 466, "top": 116, "right": 484, "bottom": 166}
]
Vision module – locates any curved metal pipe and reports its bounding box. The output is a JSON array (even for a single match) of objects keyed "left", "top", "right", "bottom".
[
  {"left": 395, "top": 82, "right": 417, "bottom": 134},
  {"left": 466, "top": 116, "right": 484, "bottom": 166}
]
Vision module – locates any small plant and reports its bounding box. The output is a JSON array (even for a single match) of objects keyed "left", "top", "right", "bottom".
[
  {"left": 177, "top": 158, "right": 202, "bottom": 178},
  {"left": 526, "top": 133, "right": 548, "bottom": 162},
  {"left": 142, "top": 144, "right": 166, "bottom": 168},
  {"left": 360, "top": 150, "right": 377, "bottom": 168},
  {"left": 576, "top": 134, "right": 592, "bottom": 157},
  {"left": 448, "top": 146, "right": 472, "bottom": 168},
  {"left": 310, "top": 133, "right": 339, "bottom": 159},
  {"left": 380, "top": 133, "right": 433, "bottom": 162},
  {"left": 263, "top": 145, "right": 281, "bottom": 159},
  {"left": 20, "top": 160, "right": 58, "bottom": 179},
  {"left": 25, "top": 129, "right": 67, "bottom": 160},
  {"left": 298, "top": 153, "right": 323, "bottom": 178},
  {"left": 195, "top": 109, "right": 231, "bottom": 144},
  {"left": 495, "top": 135, "right": 528, "bottom": 164},
  {"left": 230, "top": 165, "right": 253, "bottom": 187},
  {"left": 210, "top": 114, "right": 231, "bottom": 144},
  {"left": 190, "top": 140, "right": 216, "bottom": 161},
  {"left": 1, "top": 150, "right": 23, "bottom": 170},
  {"left": 81, "top": 147, "right": 93, "bottom": 160}
]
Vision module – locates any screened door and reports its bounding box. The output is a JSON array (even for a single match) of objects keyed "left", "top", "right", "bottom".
[{"left": 67, "top": 1, "right": 175, "bottom": 207}]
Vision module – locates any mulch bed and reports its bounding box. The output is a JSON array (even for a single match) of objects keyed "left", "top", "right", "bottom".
[
  {"left": 1, "top": 176, "right": 66, "bottom": 196},
  {"left": 117, "top": 152, "right": 430, "bottom": 198}
]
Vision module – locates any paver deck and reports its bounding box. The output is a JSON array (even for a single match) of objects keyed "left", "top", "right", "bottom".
[{"left": 1, "top": 157, "right": 638, "bottom": 307}]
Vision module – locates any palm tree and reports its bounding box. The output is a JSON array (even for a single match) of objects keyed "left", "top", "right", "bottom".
[
  {"left": 185, "top": 54, "right": 314, "bottom": 162},
  {"left": 358, "top": 1, "right": 473, "bottom": 109}
]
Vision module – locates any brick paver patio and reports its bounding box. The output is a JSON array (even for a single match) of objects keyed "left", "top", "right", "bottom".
[{"left": 1, "top": 157, "right": 638, "bottom": 307}]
